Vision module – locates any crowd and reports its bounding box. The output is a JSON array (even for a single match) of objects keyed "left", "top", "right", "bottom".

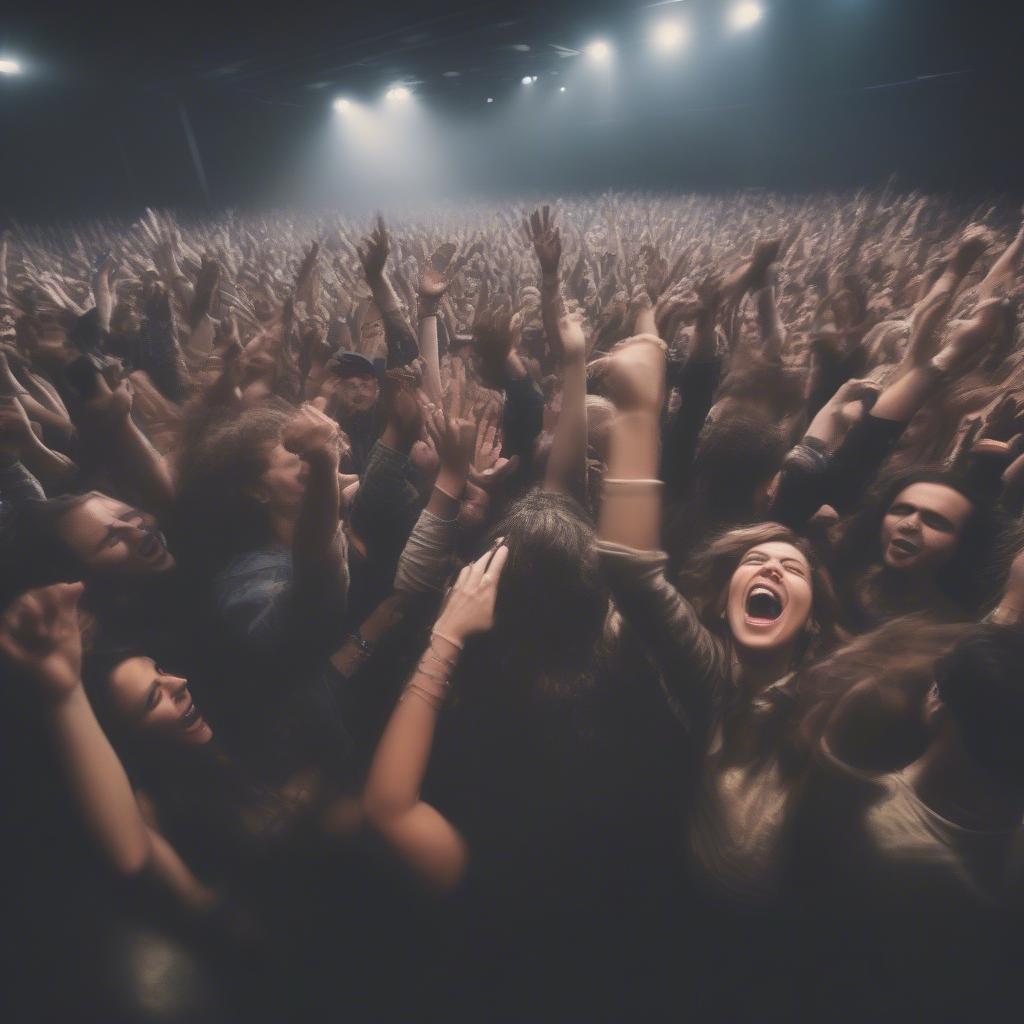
[{"left": 3, "top": 190, "right": 1024, "bottom": 1021}]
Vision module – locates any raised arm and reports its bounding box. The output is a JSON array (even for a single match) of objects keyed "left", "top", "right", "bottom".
[
  {"left": 73, "top": 366, "right": 175, "bottom": 516},
  {"left": 92, "top": 255, "right": 116, "bottom": 335},
  {"left": 0, "top": 584, "right": 151, "bottom": 875},
  {"left": 416, "top": 259, "right": 448, "bottom": 404},
  {"left": 281, "top": 400, "right": 347, "bottom": 587},
  {"left": 0, "top": 584, "right": 218, "bottom": 910},
  {"left": 363, "top": 544, "right": 509, "bottom": 891},
  {"left": 0, "top": 396, "right": 76, "bottom": 489},
  {"left": 594, "top": 336, "right": 726, "bottom": 721},
  {"left": 524, "top": 205, "right": 563, "bottom": 360},
  {"left": 976, "top": 218, "right": 1024, "bottom": 302},
  {"left": 543, "top": 312, "right": 588, "bottom": 498}
]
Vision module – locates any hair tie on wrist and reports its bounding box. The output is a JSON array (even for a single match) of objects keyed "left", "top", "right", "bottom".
[
  {"left": 432, "top": 629, "right": 464, "bottom": 650},
  {"left": 433, "top": 483, "right": 462, "bottom": 502}
]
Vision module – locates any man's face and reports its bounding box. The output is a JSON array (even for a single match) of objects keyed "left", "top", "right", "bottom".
[
  {"left": 57, "top": 493, "right": 175, "bottom": 577},
  {"left": 880, "top": 482, "right": 973, "bottom": 576},
  {"left": 339, "top": 373, "right": 379, "bottom": 415}
]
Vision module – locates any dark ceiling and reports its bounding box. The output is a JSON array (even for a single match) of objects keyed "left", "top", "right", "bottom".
[{"left": 2, "top": 1, "right": 1022, "bottom": 218}]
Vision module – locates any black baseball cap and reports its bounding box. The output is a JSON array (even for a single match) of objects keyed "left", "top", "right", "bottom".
[{"left": 327, "top": 350, "right": 383, "bottom": 380}]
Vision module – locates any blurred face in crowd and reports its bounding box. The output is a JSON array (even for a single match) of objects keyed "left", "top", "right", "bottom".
[
  {"left": 252, "top": 442, "right": 308, "bottom": 516},
  {"left": 880, "top": 483, "right": 973, "bottom": 576},
  {"left": 57, "top": 493, "right": 174, "bottom": 576},
  {"left": 726, "top": 541, "right": 814, "bottom": 653},
  {"left": 108, "top": 657, "right": 213, "bottom": 746},
  {"left": 339, "top": 372, "right": 379, "bottom": 416}
]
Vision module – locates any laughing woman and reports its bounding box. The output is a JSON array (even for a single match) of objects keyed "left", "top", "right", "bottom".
[{"left": 594, "top": 336, "right": 841, "bottom": 902}]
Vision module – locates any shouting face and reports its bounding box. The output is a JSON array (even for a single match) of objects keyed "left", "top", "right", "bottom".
[
  {"left": 726, "top": 541, "right": 814, "bottom": 654},
  {"left": 880, "top": 482, "right": 973, "bottom": 576}
]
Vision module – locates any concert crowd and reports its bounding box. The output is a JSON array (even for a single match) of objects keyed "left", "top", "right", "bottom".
[{"left": 3, "top": 191, "right": 1024, "bottom": 1020}]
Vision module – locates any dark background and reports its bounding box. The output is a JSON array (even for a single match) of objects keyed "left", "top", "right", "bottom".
[{"left": 1, "top": 0, "right": 1022, "bottom": 221}]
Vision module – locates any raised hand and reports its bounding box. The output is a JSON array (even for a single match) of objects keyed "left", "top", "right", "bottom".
[
  {"left": 418, "top": 249, "right": 451, "bottom": 316},
  {"left": 425, "top": 408, "right": 475, "bottom": 478},
  {"left": 472, "top": 304, "right": 514, "bottom": 390},
  {"left": 282, "top": 399, "right": 344, "bottom": 463},
  {"left": 0, "top": 583, "right": 86, "bottom": 698},
  {"left": 950, "top": 223, "right": 994, "bottom": 272},
  {"left": 382, "top": 370, "right": 424, "bottom": 450},
  {"left": 932, "top": 297, "right": 1010, "bottom": 376},
  {"left": 213, "top": 313, "right": 241, "bottom": 355},
  {"left": 357, "top": 216, "right": 390, "bottom": 282},
  {"left": 588, "top": 334, "right": 667, "bottom": 414},
  {"left": 642, "top": 248, "right": 669, "bottom": 302},
  {"left": 557, "top": 310, "right": 587, "bottom": 362},
  {"left": 434, "top": 543, "right": 510, "bottom": 646},
  {"left": 524, "top": 205, "right": 562, "bottom": 278},
  {"left": 468, "top": 408, "right": 517, "bottom": 490}
]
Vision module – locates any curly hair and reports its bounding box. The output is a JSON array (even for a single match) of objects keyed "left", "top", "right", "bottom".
[{"left": 172, "top": 399, "right": 293, "bottom": 570}]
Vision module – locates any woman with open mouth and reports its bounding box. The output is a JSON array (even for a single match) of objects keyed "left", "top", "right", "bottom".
[
  {"left": 595, "top": 335, "right": 841, "bottom": 902},
  {"left": 0, "top": 581, "right": 365, "bottom": 955}
]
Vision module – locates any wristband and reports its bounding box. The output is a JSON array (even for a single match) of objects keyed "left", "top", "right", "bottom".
[{"left": 602, "top": 478, "right": 664, "bottom": 495}]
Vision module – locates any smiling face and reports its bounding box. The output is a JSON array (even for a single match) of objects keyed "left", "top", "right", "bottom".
[
  {"left": 107, "top": 656, "right": 213, "bottom": 746},
  {"left": 880, "top": 482, "right": 973, "bottom": 576},
  {"left": 726, "top": 541, "right": 814, "bottom": 653},
  {"left": 56, "top": 494, "right": 174, "bottom": 577}
]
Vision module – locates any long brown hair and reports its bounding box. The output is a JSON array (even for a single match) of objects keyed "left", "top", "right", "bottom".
[{"left": 677, "top": 521, "right": 842, "bottom": 667}]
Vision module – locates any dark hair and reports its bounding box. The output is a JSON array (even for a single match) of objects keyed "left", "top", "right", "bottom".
[
  {"left": 936, "top": 624, "right": 1024, "bottom": 791},
  {"left": 833, "top": 467, "right": 1015, "bottom": 620},
  {"left": 456, "top": 490, "right": 609, "bottom": 702},
  {"left": 81, "top": 643, "right": 273, "bottom": 872},
  {"left": 717, "top": 358, "right": 805, "bottom": 421},
  {"left": 173, "top": 400, "right": 292, "bottom": 569},
  {"left": 794, "top": 615, "right": 973, "bottom": 775},
  {"left": 673, "top": 522, "right": 841, "bottom": 778},
  {"left": 1, "top": 493, "right": 95, "bottom": 604},
  {"left": 440, "top": 492, "right": 617, "bottom": 868},
  {"left": 666, "top": 412, "right": 788, "bottom": 573}
]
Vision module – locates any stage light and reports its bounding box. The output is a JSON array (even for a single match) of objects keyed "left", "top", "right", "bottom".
[
  {"left": 0, "top": 58, "right": 21, "bottom": 75},
  {"left": 385, "top": 85, "right": 411, "bottom": 101},
  {"left": 652, "top": 21, "right": 688, "bottom": 52},
  {"left": 333, "top": 98, "right": 352, "bottom": 113},
  {"left": 585, "top": 40, "right": 612, "bottom": 62},
  {"left": 559, "top": 86, "right": 567, "bottom": 93},
  {"left": 522, "top": 75, "right": 534, "bottom": 85},
  {"left": 486, "top": 97, "right": 494, "bottom": 104},
  {"left": 729, "top": 2, "right": 763, "bottom": 30}
]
